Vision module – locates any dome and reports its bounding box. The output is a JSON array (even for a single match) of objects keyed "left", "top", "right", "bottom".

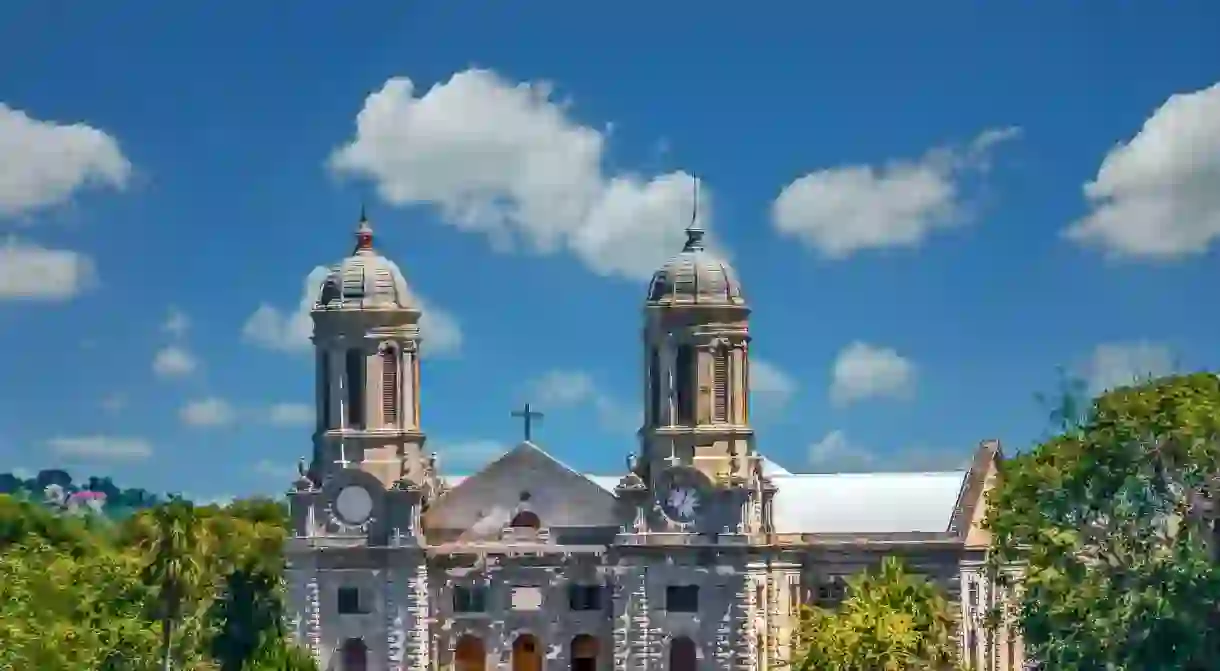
[
  {"left": 314, "top": 215, "right": 414, "bottom": 310},
  {"left": 647, "top": 226, "right": 745, "bottom": 307}
]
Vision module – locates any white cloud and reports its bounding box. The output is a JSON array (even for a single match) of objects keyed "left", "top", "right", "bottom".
[
  {"left": 0, "top": 104, "right": 131, "bottom": 218},
  {"left": 152, "top": 345, "right": 198, "bottom": 378},
  {"left": 100, "top": 392, "right": 127, "bottom": 414},
  {"left": 806, "top": 429, "right": 969, "bottom": 473},
  {"left": 527, "top": 369, "right": 637, "bottom": 434},
  {"left": 329, "top": 69, "right": 719, "bottom": 281},
  {"left": 0, "top": 237, "right": 95, "bottom": 300},
  {"left": 751, "top": 358, "right": 798, "bottom": 409},
  {"left": 47, "top": 435, "right": 152, "bottom": 461},
  {"left": 830, "top": 341, "right": 916, "bottom": 406},
  {"left": 162, "top": 306, "right": 189, "bottom": 338},
  {"left": 180, "top": 397, "right": 236, "bottom": 427},
  {"left": 266, "top": 402, "right": 314, "bottom": 426},
  {"left": 1081, "top": 341, "right": 1175, "bottom": 396},
  {"left": 807, "top": 430, "right": 877, "bottom": 472},
  {"left": 772, "top": 127, "right": 1020, "bottom": 259},
  {"left": 1066, "top": 82, "right": 1220, "bottom": 259},
  {"left": 243, "top": 265, "right": 462, "bottom": 357}
]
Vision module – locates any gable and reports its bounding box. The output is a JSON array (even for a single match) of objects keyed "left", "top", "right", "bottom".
[{"left": 424, "top": 441, "right": 620, "bottom": 535}]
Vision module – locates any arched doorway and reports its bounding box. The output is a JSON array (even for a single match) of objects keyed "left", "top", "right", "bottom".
[
  {"left": 512, "top": 633, "right": 542, "bottom": 671},
  {"left": 669, "top": 636, "right": 696, "bottom": 671},
  {"left": 455, "top": 635, "right": 486, "bottom": 671},
  {"left": 570, "top": 634, "right": 599, "bottom": 671},
  {"left": 340, "top": 638, "right": 368, "bottom": 671}
]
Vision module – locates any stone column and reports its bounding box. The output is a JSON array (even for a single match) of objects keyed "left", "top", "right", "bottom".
[{"left": 401, "top": 347, "right": 416, "bottom": 429}]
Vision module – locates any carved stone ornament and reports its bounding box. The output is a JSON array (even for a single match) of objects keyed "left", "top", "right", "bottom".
[
  {"left": 615, "top": 472, "right": 647, "bottom": 493},
  {"left": 392, "top": 477, "right": 422, "bottom": 493},
  {"left": 292, "top": 457, "right": 317, "bottom": 493}
]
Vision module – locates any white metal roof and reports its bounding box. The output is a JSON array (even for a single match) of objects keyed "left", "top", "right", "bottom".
[{"left": 769, "top": 471, "right": 967, "bottom": 534}]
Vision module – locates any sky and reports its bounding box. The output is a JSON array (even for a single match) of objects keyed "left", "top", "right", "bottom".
[{"left": 1, "top": 2, "right": 1219, "bottom": 501}]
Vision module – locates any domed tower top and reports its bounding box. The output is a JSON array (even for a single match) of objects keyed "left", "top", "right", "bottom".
[
  {"left": 314, "top": 209, "right": 415, "bottom": 311},
  {"left": 645, "top": 182, "right": 745, "bottom": 308}
]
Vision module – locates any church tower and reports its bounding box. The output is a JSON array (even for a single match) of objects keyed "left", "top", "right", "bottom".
[
  {"left": 285, "top": 211, "right": 435, "bottom": 671},
  {"left": 635, "top": 181, "right": 758, "bottom": 535},
  {"left": 309, "top": 211, "right": 428, "bottom": 490}
]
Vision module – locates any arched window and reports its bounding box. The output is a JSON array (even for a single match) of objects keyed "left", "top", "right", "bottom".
[
  {"left": 345, "top": 349, "right": 364, "bottom": 429},
  {"left": 648, "top": 347, "right": 661, "bottom": 425},
  {"left": 509, "top": 510, "right": 541, "bottom": 529},
  {"left": 713, "top": 344, "right": 729, "bottom": 422},
  {"left": 381, "top": 344, "right": 399, "bottom": 427},
  {"left": 318, "top": 351, "right": 331, "bottom": 429},
  {"left": 674, "top": 345, "right": 695, "bottom": 425}
]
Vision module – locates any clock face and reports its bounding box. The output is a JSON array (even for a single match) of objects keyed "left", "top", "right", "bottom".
[
  {"left": 664, "top": 486, "right": 701, "bottom": 522},
  {"left": 334, "top": 485, "right": 373, "bottom": 525}
]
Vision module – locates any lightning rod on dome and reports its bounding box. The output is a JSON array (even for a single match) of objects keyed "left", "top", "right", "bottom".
[
  {"left": 353, "top": 202, "right": 374, "bottom": 253},
  {"left": 683, "top": 174, "right": 705, "bottom": 251}
]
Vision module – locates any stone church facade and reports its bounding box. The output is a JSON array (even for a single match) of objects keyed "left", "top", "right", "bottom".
[{"left": 284, "top": 213, "right": 1025, "bottom": 671}]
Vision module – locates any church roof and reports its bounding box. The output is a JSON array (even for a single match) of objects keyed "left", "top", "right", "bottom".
[
  {"left": 441, "top": 454, "right": 965, "bottom": 536},
  {"left": 769, "top": 471, "right": 968, "bottom": 534}
]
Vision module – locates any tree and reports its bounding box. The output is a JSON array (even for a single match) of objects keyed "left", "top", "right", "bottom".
[
  {"left": 790, "top": 556, "right": 960, "bottom": 671},
  {"left": 986, "top": 372, "right": 1220, "bottom": 670},
  {"left": 138, "top": 495, "right": 210, "bottom": 671}
]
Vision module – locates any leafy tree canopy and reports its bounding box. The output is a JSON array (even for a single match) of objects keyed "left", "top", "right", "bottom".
[
  {"left": 0, "top": 487, "right": 313, "bottom": 671},
  {"left": 986, "top": 372, "right": 1220, "bottom": 670},
  {"left": 790, "top": 556, "right": 960, "bottom": 671}
]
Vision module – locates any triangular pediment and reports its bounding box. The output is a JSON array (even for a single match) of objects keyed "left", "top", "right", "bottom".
[{"left": 423, "top": 441, "right": 620, "bottom": 537}]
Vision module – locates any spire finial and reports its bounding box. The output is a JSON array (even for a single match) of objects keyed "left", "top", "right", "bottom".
[
  {"left": 354, "top": 204, "right": 374, "bottom": 252},
  {"left": 683, "top": 175, "right": 705, "bottom": 251}
]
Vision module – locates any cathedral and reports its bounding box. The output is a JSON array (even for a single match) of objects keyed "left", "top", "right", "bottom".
[{"left": 284, "top": 211, "right": 1025, "bottom": 671}]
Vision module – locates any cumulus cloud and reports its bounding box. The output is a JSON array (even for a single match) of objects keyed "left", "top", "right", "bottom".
[
  {"left": 329, "top": 70, "right": 718, "bottom": 280},
  {"left": 806, "top": 430, "right": 969, "bottom": 473},
  {"left": 0, "top": 237, "right": 96, "bottom": 300},
  {"left": 1081, "top": 341, "right": 1176, "bottom": 396},
  {"left": 243, "top": 265, "right": 463, "bottom": 357},
  {"left": 152, "top": 345, "right": 198, "bottom": 378},
  {"left": 266, "top": 402, "right": 314, "bottom": 427},
  {"left": 180, "top": 397, "right": 236, "bottom": 427},
  {"left": 1066, "top": 82, "right": 1220, "bottom": 259},
  {"left": 750, "top": 358, "right": 798, "bottom": 410},
  {"left": 162, "top": 306, "right": 189, "bottom": 338},
  {"left": 829, "top": 342, "right": 916, "bottom": 406},
  {"left": 47, "top": 435, "right": 152, "bottom": 461},
  {"left": 527, "top": 369, "right": 637, "bottom": 434},
  {"left": 772, "top": 127, "right": 1020, "bottom": 259},
  {"left": 0, "top": 104, "right": 131, "bottom": 218}
]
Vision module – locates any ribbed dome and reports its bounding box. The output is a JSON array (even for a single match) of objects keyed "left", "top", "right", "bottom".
[
  {"left": 314, "top": 215, "right": 414, "bottom": 310},
  {"left": 647, "top": 226, "right": 745, "bottom": 307}
]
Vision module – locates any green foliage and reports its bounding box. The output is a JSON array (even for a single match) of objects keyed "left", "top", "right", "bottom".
[
  {"left": 790, "top": 557, "right": 960, "bottom": 671},
  {"left": 0, "top": 468, "right": 161, "bottom": 518},
  {"left": 0, "top": 489, "right": 302, "bottom": 671},
  {"left": 986, "top": 372, "right": 1220, "bottom": 670}
]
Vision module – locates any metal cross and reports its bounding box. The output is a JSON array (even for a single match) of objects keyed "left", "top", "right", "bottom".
[{"left": 512, "top": 403, "right": 544, "bottom": 442}]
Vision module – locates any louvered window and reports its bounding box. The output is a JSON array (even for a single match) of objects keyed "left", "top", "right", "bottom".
[
  {"left": 381, "top": 345, "right": 399, "bottom": 426},
  {"left": 648, "top": 348, "right": 661, "bottom": 424},
  {"left": 675, "top": 346, "right": 695, "bottom": 425},
  {"left": 319, "top": 352, "right": 331, "bottom": 429},
  {"left": 345, "top": 349, "right": 364, "bottom": 429},
  {"left": 713, "top": 346, "right": 729, "bottom": 422}
]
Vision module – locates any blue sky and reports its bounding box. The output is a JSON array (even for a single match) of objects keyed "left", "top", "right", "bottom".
[{"left": 1, "top": 2, "right": 1218, "bottom": 500}]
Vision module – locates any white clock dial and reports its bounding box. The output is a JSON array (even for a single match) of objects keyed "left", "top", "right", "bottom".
[
  {"left": 665, "top": 486, "right": 700, "bottom": 522},
  {"left": 335, "top": 485, "right": 373, "bottom": 525}
]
